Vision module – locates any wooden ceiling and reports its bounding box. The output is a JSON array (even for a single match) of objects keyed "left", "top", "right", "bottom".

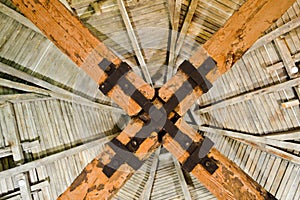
[{"left": 0, "top": 0, "right": 299, "bottom": 199}]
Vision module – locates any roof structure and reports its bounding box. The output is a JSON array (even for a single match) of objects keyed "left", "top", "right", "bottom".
[{"left": 0, "top": 0, "right": 299, "bottom": 199}]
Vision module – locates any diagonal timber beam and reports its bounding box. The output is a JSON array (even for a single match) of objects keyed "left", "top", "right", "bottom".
[
  {"left": 11, "top": 0, "right": 155, "bottom": 116},
  {"left": 159, "top": 0, "right": 297, "bottom": 116}
]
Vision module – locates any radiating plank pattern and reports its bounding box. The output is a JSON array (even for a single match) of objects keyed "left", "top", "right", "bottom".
[
  {"left": 207, "top": 132, "right": 300, "bottom": 200},
  {"left": 196, "top": 0, "right": 300, "bottom": 134},
  {"left": 150, "top": 152, "right": 185, "bottom": 200},
  {"left": 0, "top": 94, "right": 118, "bottom": 199},
  {"left": 0, "top": 7, "right": 107, "bottom": 101}
]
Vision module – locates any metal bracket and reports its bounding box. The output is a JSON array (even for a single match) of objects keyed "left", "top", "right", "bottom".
[
  {"left": 182, "top": 136, "right": 218, "bottom": 174},
  {"left": 178, "top": 58, "right": 215, "bottom": 93},
  {"left": 103, "top": 138, "right": 144, "bottom": 177},
  {"left": 99, "top": 61, "right": 131, "bottom": 95}
]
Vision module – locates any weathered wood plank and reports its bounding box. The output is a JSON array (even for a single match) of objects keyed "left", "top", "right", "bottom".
[
  {"left": 172, "top": 157, "right": 192, "bottom": 200},
  {"left": 197, "top": 76, "right": 300, "bottom": 113},
  {"left": 139, "top": 147, "right": 160, "bottom": 200},
  {"left": 0, "top": 103, "right": 24, "bottom": 162},
  {"left": 0, "top": 135, "right": 116, "bottom": 179},
  {"left": 200, "top": 126, "right": 300, "bottom": 156},
  {"left": 117, "top": 0, "right": 152, "bottom": 85}
]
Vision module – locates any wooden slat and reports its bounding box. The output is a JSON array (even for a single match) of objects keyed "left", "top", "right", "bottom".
[
  {"left": 139, "top": 147, "right": 160, "bottom": 200},
  {"left": 117, "top": 0, "right": 152, "bottom": 85},
  {"left": 200, "top": 125, "right": 300, "bottom": 164},
  {"left": 197, "top": 76, "right": 300, "bottom": 114}
]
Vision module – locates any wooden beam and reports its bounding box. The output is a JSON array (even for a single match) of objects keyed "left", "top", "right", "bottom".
[
  {"left": 274, "top": 37, "right": 297, "bottom": 77},
  {"left": 197, "top": 76, "right": 300, "bottom": 113},
  {"left": 200, "top": 126, "right": 300, "bottom": 165},
  {"left": 0, "top": 103, "right": 24, "bottom": 162},
  {"left": 116, "top": 0, "right": 153, "bottom": 86},
  {"left": 139, "top": 146, "right": 161, "bottom": 200},
  {"left": 0, "top": 180, "right": 49, "bottom": 199},
  {"left": 172, "top": 157, "right": 192, "bottom": 200},
  {"left": 173, "top": 0, "right": 198, "bottom": 73},
  {"left": 199, "top": 126, "right": 300, "bottom": 152},
  {"left": 263, "top": 129, "right": 300, "bottom": 141},
  {"left": 167, "top": 0, "right": 181, "bottom": 81},
  {"left": 11, "top": 0, "right": 155, "bottom": 116},
  {"left": 162, "top": 118, "right": 275, "bottom": 199},
  {"left": 159, "top": 0, "right": 297, "bottom": 116},
  {"left": 15, "top": 173, "right": 33, "bottom": 200},
  {"left": 281, "top": 99, "right": 300, "bottom": 108},
  {"left": 0, "top": 146, "right": 13, "bottom": 158}
]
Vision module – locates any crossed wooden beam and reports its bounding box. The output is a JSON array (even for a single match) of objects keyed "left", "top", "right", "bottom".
[{"left": 11, "top": 0, "right": 296, "bottom": 199}]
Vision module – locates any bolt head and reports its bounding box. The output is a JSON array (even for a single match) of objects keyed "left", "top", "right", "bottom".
[{"left": 291, "top": 66, "right": 299, "bottom": 74}]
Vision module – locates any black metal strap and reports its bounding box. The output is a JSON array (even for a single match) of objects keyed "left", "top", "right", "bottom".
[
  {"left": 162, "top": 58, "right": 215, "bottom": 115},
  {"left": 103, "top": 138, "right": 144, "bottom": 177},
  {"left": 182, "top": 137, "right": 218, "bottom": 174},
  {"left": 99, "top": 62, "right": 131, "bottom": 95},
  {"left": 179, "top": 58, "right": 215, "bottom": 93}
]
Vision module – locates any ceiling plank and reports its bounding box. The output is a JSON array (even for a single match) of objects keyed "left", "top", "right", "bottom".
[
  {"left": 0, "top": 135, "right": 116, "bottom": 179},
  {"left": 200, "top": 125, "right": 300, "bottom": 166},
  {"left": 117, "top": 0, "right": 153, "bottom": 86},
  {"left": 0, "top": 62, "right": 123, "bottom": 112},
  {"left": 139, "top": 146, "right": 161, "bottom": 200},
  {"left": 172, "top": 157, "right": 192, "bottom": 200},
  {"left": 173, "top": 0, "right": 198, "bottom": 72},
  {"left": 166, "top": 0, "right": 181, "bottom": 81},
  {"left": 197, "top": 75, "right": 300, "bottom": 114},
  {"left": 263, "top": 129, "right": 300, "bottom": 141}
]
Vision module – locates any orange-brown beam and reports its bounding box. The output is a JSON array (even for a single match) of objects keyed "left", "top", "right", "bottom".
[
  {"left": 163, "top": 119, "right": 274, "bottom": 200},
  {"left": 11, "top": 0, "right": 154, "bottom": 116},
  {"left": 58, "top": 118, "right": 160, "bottom": 200},
  {"left": 159, "top": 0, "right": 297, "bottom": 116}
]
